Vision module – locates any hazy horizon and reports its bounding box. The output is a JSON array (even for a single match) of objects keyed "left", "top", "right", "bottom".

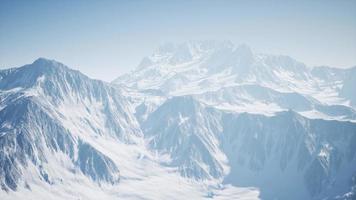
[
  {"left": 1, "top": 0, "right": 356, "bottom": 81},
  {"left": 1, "top": 1, "right": 356, "bottom": 199}
]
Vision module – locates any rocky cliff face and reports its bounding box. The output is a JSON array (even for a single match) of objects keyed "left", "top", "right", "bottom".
[
  {"left": 113, "top": 41, "right": 356, "bottom": 199},
  {"left": 141, "top": 96, "right": 356, "bottom": 199},
  {"left": 0, "top": 59, "right": 139, "bottom": 191},
  {"left": 1, "top": 42, "right": 356, "bottom": 200}
]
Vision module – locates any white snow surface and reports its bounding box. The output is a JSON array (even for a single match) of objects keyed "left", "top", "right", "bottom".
[
  {"left": 0, "top": 57, "right": 261, "bottom": 199},
  {"left": 1, "top": 42, "right": 356, "bottom": 200},
  {"left": 114, "top": 41, "right": 356, "bottom": 121}
]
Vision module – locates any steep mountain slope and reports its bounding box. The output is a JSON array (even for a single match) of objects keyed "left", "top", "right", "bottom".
[
  {"left": 0, "top": 58, "right": 259, "bottom": 200},
  {"left": 221, "top": 111, "right": 356, "bottom": 199},
  {"left": 0, "top": 58, "right": 139, "bottom": 191},
  {"left": 142, "top": 96, "right": 228, "bottom": 180},
  {"left": 1, "top": 41, "right": 356, "bottom": 200},
  {"left": 114, "top": 41, "right": 356, "bottom": 121},
  {"left": 140, "top": 95, "right": 356, "bottom": 199},
  {"left": 113, "top": 41, "right": 356, "bottom": 200},
  {"left": 113, "top": 41, "right": 312, "bottom": 92}
]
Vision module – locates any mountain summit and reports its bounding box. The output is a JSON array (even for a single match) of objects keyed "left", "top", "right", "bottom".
[
  {"left": 1, "top": 51, "right": 356, "bottom": 200},
  {"left": 114, "top": 41, "right": 356, "bottom": 121},
  {"left": 110, "top": 42, "right": 356, "bottom": 199}
]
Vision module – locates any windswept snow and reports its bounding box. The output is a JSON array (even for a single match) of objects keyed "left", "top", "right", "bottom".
[{"left": 1, "top": 42, "right": 356, "bottom": 200}]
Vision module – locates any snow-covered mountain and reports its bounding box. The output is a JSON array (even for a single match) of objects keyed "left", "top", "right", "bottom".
[
  {"left": 114, "top": 41, "right": 356, "bottom": 121},
  {"left": 0, "top": 58, "right": 258, "bottom": 199},
  {"left": 113, "top": 41, "right": 356, "bottom": 199},
  {"left": 140, "top": 95, "right": 356, "bottom": 199},
  {"left": 1, "top": 41, "right": 356, "bottom": 200},
  {"left": 0, "top": 58, "right": 137, "bottom": 191}
]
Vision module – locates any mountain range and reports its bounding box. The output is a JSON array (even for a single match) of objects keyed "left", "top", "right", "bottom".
[{"left": 1, "top": 41, "right": 355, "bottom": 200}]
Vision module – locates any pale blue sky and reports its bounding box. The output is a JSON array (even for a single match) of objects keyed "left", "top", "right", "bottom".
[{"left": 1, "top": 0, "right": 356, "bottom": 81}]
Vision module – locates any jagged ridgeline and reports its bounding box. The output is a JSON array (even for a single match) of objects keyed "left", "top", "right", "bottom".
[
  {"left": 1, "top": 41, "right": 356, "bottom": 200},
  {"left": 0, "top": 59, "right": 139, "bottom": 191}
]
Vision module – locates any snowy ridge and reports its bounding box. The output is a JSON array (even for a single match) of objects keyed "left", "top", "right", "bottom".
[
  {"left": 114, "top": 41, "right": 356, "bottom": 122},
  {"left": 112, "top": 41, "right": 356, "bottom": 199},
  {"left": 141, "top": 95, "right": 356, "bottom": 199},
  {"left": 0, "top": 58, "right": 259, "bottom": 199},
  {"left": 1, "top": 40, "right": 356, "bottom": 200}
]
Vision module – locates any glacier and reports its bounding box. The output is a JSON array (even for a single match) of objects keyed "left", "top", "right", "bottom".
[{"left": 1, "top": 41, "right": 356, "bottom": 200}]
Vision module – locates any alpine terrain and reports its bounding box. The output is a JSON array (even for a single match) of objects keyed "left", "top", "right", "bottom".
[{"left": 1, "top": 41, "right": 356, "bottom": 200}]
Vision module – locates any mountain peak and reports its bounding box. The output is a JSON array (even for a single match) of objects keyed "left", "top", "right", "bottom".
[
  {"left": 33, "top": 57, "right": 56, "bottom": 64},
  {"left": 31, "top": 57, "right": 67, "bottom": 70},
  {"left": 0, "top": 58, "right": 85, "bottom": 92},
  {"left": 156, "top": 40, "right": 233, "bottom": 53},
  {"left": 153, "top": 40, "right": 235, "bottom": 57}
]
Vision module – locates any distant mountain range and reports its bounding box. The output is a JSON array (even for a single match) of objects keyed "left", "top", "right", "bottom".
[{"left": 1, "top": 41, "right": 355, "bottom": 200}]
